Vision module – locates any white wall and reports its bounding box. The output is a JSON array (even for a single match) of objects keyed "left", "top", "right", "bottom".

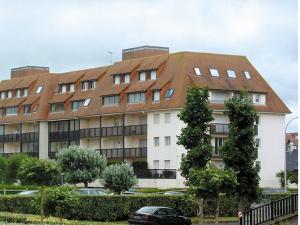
[{"left": 39, "top": 122, "right": 48, "bottom": 159}]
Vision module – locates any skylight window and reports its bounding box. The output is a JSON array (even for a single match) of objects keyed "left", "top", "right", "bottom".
[
  {"left": 194, "top": 67, "right": 201, "bottom": 76},
  {"left": 227, "top": 70, "right": 236, "bottom": 78},
  {"left": 36, "top": 86, "right": 43, "bottom": 94},
  {"left": 244, "top": 71, "right": 251, "bottom": 79},
  {"left": 83, "top": 98, "right": 91, "bottom": 107},
  {"left": 165, "top": 89, "right": 174, "bottom": 98},
  {"left": 210, "top": 69, "right": 219, "bottom": 77}
]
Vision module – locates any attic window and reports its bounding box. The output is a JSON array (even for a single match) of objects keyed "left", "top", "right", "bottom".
[
  {"left": 36, "top": 86, "right": 43, "bottom": 94},
  {"left": 83, "top": 98, "right": 91, "bottom": 107},
  {"left": 194, "top": 68, "right": 201, "bottom": 76},
  {"left": 210, "top": 69, "right": 219, "bottom": 77},
  {"left": 244, "top": 71, "right": 251, "bottom": 79},
  {"left": 139, "top": 72, "right": 146, "bottom": 81},
  {"left": 165, "top": 89, "right": 174, "bottom": 98},
  {"left": 124, "top": 74, "right": 130, "bottom": 83},
  {"left": 150, "top": 70, "right": 157, "bottom": 80},
  {"left": 227, "top": 70, "right": 236, "bottom": 78},
  {"left": 114, "top": 75, "right": 121, "bottom": 84}
]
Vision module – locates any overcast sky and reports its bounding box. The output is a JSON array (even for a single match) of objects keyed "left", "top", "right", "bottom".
[{"left": 0, "top": 0, "right": 297, "bottom": 131}]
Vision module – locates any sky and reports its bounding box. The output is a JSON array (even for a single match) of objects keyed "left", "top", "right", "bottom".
[{"left": 0, "top": 0, "right": 298, "bottom": 131}]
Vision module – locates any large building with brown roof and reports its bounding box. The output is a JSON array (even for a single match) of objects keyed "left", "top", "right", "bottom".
[{"left": 0, "top": 46, "right": 290, "bottom": 188}]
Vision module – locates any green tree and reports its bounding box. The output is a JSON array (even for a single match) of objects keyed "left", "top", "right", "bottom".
[
  {"left": 6, "top": 154, "right": 29, "bottom": 184},
  {"left": 276, "top": 170, "right": 285, "bottom": 188},
  {"left": 18, "top": 158, "right": 61, "bottom": 223},
  {"left": 42, "top": 186, "right": 79, "bottom": 225},
  {"left": 0, "top": 156, "right": 7, "bottom": 184},
  {"left": 177, "top": 87, "right": 214, "bottom": 225},
  {"left": 57, "top": 145, "right": 107, "bottom": 187},
  {"left": 220, "top": 92, "right": 260, "bottom": 211},
  {"left": 102, "top": 163, "right": 137, "bottom": 194}
]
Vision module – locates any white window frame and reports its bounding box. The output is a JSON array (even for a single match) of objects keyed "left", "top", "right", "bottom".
[
  {"left": 16, "top": 89, "right": 21, "bottom": 98},
  {"left": 23, "top": 89, "right": 28, "bottom": 96},
  {"left": 153, "top": 137, "right": 159, "bottom": 146},
  {"left": 150, "top": 70, "right": 157, "bottom": 80},
  {"left": 165, "top": 89, "right": 174, "bottom": 98},
  {"left": 61, "top": 84, "right": 67, "bottom": 93},
  {"left": 210, "top": 68, "right": 219, "bottom": 77},
  {"left": 69, "top": 83, "right": 75, "bottom": 92},
  {"left": 124, "top": 74, "right": 130, "bottom": 84},
  {"left": 153, "top": 160, "right": 159, "bottom": 169},
  {"left": 153, "top": 90, "right": 160, "bottom": 102},
  {"left": 7, "top": 91, "right": 12, "bottom": 98},
  {"left": 1, "top": 92, "right": 5, "bottom": 99},
  {"left": 83, "top": 98, "right": 91, "bottom": 107},
  {"left": 103, "top": 95, "right": 119, "bottom": 106},
  {"left": 82, "top": 81, "right": 89, "bottom": 90},
  {"left": 114, "top": 75, "right": 121, "bottom": 84},
  {"left": 164, "top": 160, "right": 171, "bottom": 169},
  {"left": 128, "top": 92, "right": 145, "bottom": 104},
  {"left": 36, "top": 86, "right": 43, "bottom": 94},
  {"left": 244, "top": 71, "right": 251, "bottom": 79},
  {"left": 92, "top": 80, "right": 97, "bottom": 89},
  {"left": 165, "top": 136, "right": 171, "bottom": 146},
  {"left": 139, "top": 72, "right": 146, "bottom": 81},
  {"left": 5, "top": 106, "right": 17, "bottom": 115},
  {"left": 194, "top": 67, "right": 201, "bottom": 76},
  {"left": 153, "top": 114, "right": 160, "bottom": 124},
  {"left": 227, "top": 70, "right": 236, "bottom": 78},
  {"left": 164, "top": 113, "right": 171, "bottom": 123}
]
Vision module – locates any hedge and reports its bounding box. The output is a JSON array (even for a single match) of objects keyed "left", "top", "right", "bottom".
[{"left": 0, "top": 193, "right": 295, "bottom": 221}]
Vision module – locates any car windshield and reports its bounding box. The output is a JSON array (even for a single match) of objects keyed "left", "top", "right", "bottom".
[{"left": 136, "top": 207, "right": 157, "bottom": 214}]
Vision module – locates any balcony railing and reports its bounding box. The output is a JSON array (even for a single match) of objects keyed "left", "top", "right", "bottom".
[
  {"left": 96, "top": 147, "right": 147, "bottom": 159},
  {"left": 134, "top": 169, "right": 176, "bottom": 179},
  {"left": 80, "top": 124, "right": 147, "bottom": 138},
  {"left": 21, "top": 132, "right": 39, "bottom": 142},
  {"left": 0, "top": 132, "right": 40, "bottom": 143},
  {"left": 211, "top": 123, "right": 229, "bottom": 134},
  {"left": 3, "top": 152, "right": 39, "bottom": 158},
  {"left": 49, "top": 130, "right": 80, "bottom": 141}
]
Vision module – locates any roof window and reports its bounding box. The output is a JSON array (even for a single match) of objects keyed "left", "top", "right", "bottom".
[
  {"left": 83, "top": 98, "right": 91, "bottom": 107},
  {"left": 36, "top": 86, "right": 43, "bottom": 94},
  {"left": 210, "top": 69, "right": 219, "bottom": 77},
  {"left": 227, "top": 70, "right": 236, "bottom": 78},
  {"left": 194, "top": 67, "right": 201, "bottom": 76},
  {"left": 244, "top": 71, "right": 251, "bottom": 79},
  {"left": 165, "top": 89, "right": 174, "bottom": 98}
]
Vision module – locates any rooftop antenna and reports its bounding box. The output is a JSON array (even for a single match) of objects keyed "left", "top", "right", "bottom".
[{"left": 107, "top": 50, "right": 113, "bottom": 64}]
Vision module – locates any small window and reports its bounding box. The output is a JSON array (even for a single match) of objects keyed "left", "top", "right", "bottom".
[
  {"left": 227, "top": 70, "right": 236, "bottom": 78},
  {"left": 5, "top": 106, "right": 17, "bottom": 115},
  {"left": 255, "top": 138, "right": 261, "bottom": 148},
  {"left": 103, "top": 95, "right": 119, "bottom": 106},
  {"left": 210, "top": 69, "right": 219, "bottom": 77},
  {"left": 253, "top": 94, "right": 260, "bottom": 103},
  {"left": 164, "top": 160, "right": 171, "bottom": 169},
  {"left": 153, "top": 160, "right": 159, "bottom": 169},
  {"left": 153, "top": 90, "right": 160, "bottom": 102},
  {"left": 128, "top": 92, "right": 145, "bottom": 104},
  {"left": 61, "top": 84, "right": 67, "bottom": 93},
  {"left": 124, "top": 74, "right": 130, "bottom": 84},
  {"left": 70, "top": 83, "right": 75, "bottom": 92},
  {"left": 91, "top": 80, "right": 97, "bottom": 89},
  {"left": 0, "top": 92, "right": 5, "bottom": 99},
  {"left": 153, "top": 114, "right": 160, "bottom": 124},
  {"left": 33, "top": 104, "right": 39, "bottom": 112},
  {"left": 165, "top": 89, "right": 174, "bottom": 98},
  {"left": 24, "top": 89, "right": 28, "bottom": 96},
  {"left": 139, "top": 72, "right": 146, "bottom": 81},
  {"left": 72, "top": 101, "right": 83, "bottom": 111},
  {"left": 24, "top": 105, "right": 31, "bottom": 114},
  {"left": 7, "top": 91, "right": 12, "bottom": 98},
  {"left": 50, "top": 103, "right": 64, "bottom": 112},
  {"left": 164, "top": 113, "right": 171, "bottom": 123},
  {"left": 36, "top": 86, "right": 43, "bottom": 94},
  {"left": 165, "top": 136, "right": 171, "bottom": 146},
  {"left": 82, "top": 81, "right": 89, "bottom": 90},
  {"left": 83, "top": 98, "right": 91, "bottom": 107},
  {"left": 16, "top": 89, "right": 21, "bottom": 98},
  {"left": 254, "top": 116, "right": 259, "bottom": 125},
  {"left": 150, "top": 70, "right": 157, "bottom": 80},
  {"left": 114, "top": 75, "right": 121, "bottom": 84},
  {"left": 154, "top": 137, "right": 159, "bottom": 146},
  {"left": 194, "top": 67, "right": 201, "bottom": 76},
  {"left": 244, "top": 71, "right": 251, "bottom": 79}
]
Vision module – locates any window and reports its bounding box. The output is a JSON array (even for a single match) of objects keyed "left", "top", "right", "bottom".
[
  {"left": 165, "top": 89, "right": 174, "bottom": 98},
  {"left": 214, "top": 137, "right": 226, "bottom": 156},
  {"left": 164, "top": 113, "right": 171, "bottom": 123},
  {"left": 82, "top": 81, "right": 89, "bottom": 90},
  {"left": 36, "top": 86, "right": 43, "bottom": 94},
  {"left": 33, "top": 104, "right": 39, "bottom": 112},
  {"left": 103, "top": 95, "right": 119, "bottom": 106},
  {"left": 210, "top": 68, "right": 219, "bottom": 77},
  {"left": 153, "top": 114, "right": 160, "bottom": 124},
  {"left": 7, "top": 91, "right": 12, "bottom": 98},
  {"left": 211, "top": 91, "right": 228, "bottom": 103},
  {"left": 150, "top": 70, "right": 157, "bottom": 80},
  {"left": 24, "top": 105, "right": 31, "bottom": 114},
  {"left": 24, "top": 89, "right": 28, "bottom": 96},
  {"left": 50, "top": 103, "right": 64, "bottom": 112},
  {"left": 244, "top": 71, "right": 251, "bottom": 79},
  {"left": 153, "top": 90, "right": 160, "bottom": 102},
  {"left": 128, "top": 92, "right": 145, "bottom": 103},
  {"left": 0, "top": 92, "right": 5, "bottom": 99},
  {"left": 92, "top": 80, "right": 97, "bottom": 89},
  {"left": 165, "top": 136, "right": 171, "bottom": 146},
  {"left": 254, "top": 116, "right": 259, "bottom": 125},
  {"left": 16, "top": 89, "right": 21, "bottom": 97},
  {"left": 255, "top": 138, "right": 261, "bottom": 148},
  {"left": 124, "top": 74, "right": 130, "bottom": 83},
  {"left": 83, "top": 98, "right": 91, "bottom": 107},
  {"left": 16, "top": 88, "right": 28, "bottom": 97},
  {"left": 72, "top": 101, "right": 83, "bottom": 111},
  {"left": 227, "top": 70, "right": 236, "bottom": 78},
  {"left": 5, "top": 107, "right": 17, "bottom": 115},
  {"left": 194, "top": 67, "right": 201, "bottom": 76},
  {"left": 69, "top": 83, "right": 75, "bottom": 92},
  {"left": 153, "top": 160, "right": 159, "bottom": 169},
  {"left": 164, "top": 160, "right": 171, "bottom": 169},
  {"left": 114, "top": 75, "right": 121, "bottom": 84},
  {"left": 153, "top": 137, "right": 159, "bottom": 146},
  {"left": 252, "top": 93, "right": 266, "bottom": 105},
  {"left": 139, "top": 72, "right": 146, "bottom": 81}
]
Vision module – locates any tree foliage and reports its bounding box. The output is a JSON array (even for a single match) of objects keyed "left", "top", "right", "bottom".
[
  {"left": 102, "top": 163, "right": 137, "bottom": 194},
  {"left": 6, "top": 154, "right": 30, "bottom": 184},
  {"left": 0, "top": 156, "right": 6, "bottom": 184},
  {"left": 220, "top": 92, "right": 260, "bottom": 210},
  {"left": 57, "top": 145, "right": 107, "bottom": 187}
]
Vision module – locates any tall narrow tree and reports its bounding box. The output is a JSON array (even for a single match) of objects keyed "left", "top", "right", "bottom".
[
  {"left": 220, "top": 92, "right": 260, "bottom": 211},
  {"left": 178, "top": 87, "right": 214, "bottom": 225}
]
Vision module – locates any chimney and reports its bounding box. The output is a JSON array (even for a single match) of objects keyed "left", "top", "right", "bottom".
[
  {"left": 11, "top": 66, "right": 49, "bottom": 79},
  {"left": 122, "top": 45, "right": 169, "bottom": 60}
]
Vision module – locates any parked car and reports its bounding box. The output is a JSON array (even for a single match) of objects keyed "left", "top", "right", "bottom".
[
  {"left": 17, "top": 190, "right": 39, "bottom": 195},
  {"left": 128, "top": 206, "right": 191, "bottom": 225},
  {"left": 76, "top": 188, "right": 108, "bottom": 195}
]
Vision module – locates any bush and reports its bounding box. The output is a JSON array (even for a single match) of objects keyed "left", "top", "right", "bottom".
[
  {"left": 0, "top": 156, "right": 7, "bottom": 184},
  {"left": 6, "top": 154, "right": 30, "bottom": 184}
]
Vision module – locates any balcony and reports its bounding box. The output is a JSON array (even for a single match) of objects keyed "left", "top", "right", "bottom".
[
  {"left": 134, "top": 169, "right": 176, "bottom": 179},
  {"left": 211, "top": 123, "right": 229, "bottom": 134},
  {"left": 49, "top": 130, "right": 80, "bottom": 141},
  {"left": 80, "top": 128, "right": 101, "bottom": 138},
  {"left": 96, "top": 147, "right": 147, "bottom": 159},
  {"left": 124, "top": 124, "right": 147, "bottom": 136},
  {"left": 101, "top": 126, "right": 123, "bottom": 137},
  {"left": 21, "top": 132, "right": 39, "bottom": 142},
  {"left": 3, "top": 152, "right": 39, "bottom": 158}
]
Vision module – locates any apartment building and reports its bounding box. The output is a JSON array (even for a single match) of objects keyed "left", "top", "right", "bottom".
[{"left": 0, "top": 46, "right": 290, "bottom": 188}]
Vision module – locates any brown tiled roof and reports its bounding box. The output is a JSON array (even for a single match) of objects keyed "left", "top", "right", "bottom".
[
  {"left": 49, "top": 93, "right": 73, "bottom": 104},
  {"left": 100, "top": 84, "right": 129, "bottom": 96},
  {"left": 125, "top": 81, "right": 156, "bottom": 93},
  {"left": 70, "top": 90, "right": 94, "bottom": 101},
  {"left": 21, "top": 96, "right": 40, "bottom": 105},
  {"left": 80, "top": 67, "right": 109, "bottom": 81},
  {"left": 4, "top": 97, "right": 26, "bottom": 107},
  {"left": 57, "top": 71, "right": 85, "bottom": 84}
]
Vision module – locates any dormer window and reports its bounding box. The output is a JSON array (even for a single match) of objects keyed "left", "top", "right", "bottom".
[
  {"left": 244, "top": 71, "right": 251, "bottom": 79},
  {"left": 5, "top": 106, "right": 17, "bottom": 116},
  {"left": 36, "top": 86, "right": 43, "bottom": 94},
  {"left": 57, "top": 83, "right": 75, "bottom": 93},
  {"left": 82, "top": 80, "right": 96, "bottom": 90},
  {"left": 82, "top": 81, "right": 89, "bottom": 90},
  {"left": 150, "top": 70, "right": 157, "bottom": 80},
  {"left": 114, "top": 75, "right": 121, "bottom": 84},
  {"left": 0, "top": 92, "right": 5, "bottom": 99},
  {"left": 139, "top": 72, "right": 146, "bottom": 81},
  {"left": 124, "top": 74, "right": 130, "bottom": 84},
  {"left": 70, "top": 83, "right": 75, "bottom": 92},
  {"left": 16, "top": 88, "right": 28, "bottom": 98},
  {"left": 91, "top": 80, "right": 97, "bottom": 89},
  {"left": 24, "top": 104, "right": 31, "bottom": 114},
  {"left": 128, "top": 92, "right": 145, "bottom": 103},
  {"left": 153, "top": 90, "right": 160, "bottom": 102},
  {"left": 210, "top": 69, "right": 219, "bottom": 77},
  {"left": 165, "top": 89, "right": 174, "bottom": 98},
  {"left": 227, "top": 70, "right": 236, "bottom": 78},
  {"left": 72, "top": 100, "right": 83, "bottom": 111},
  {"left": 194, "top": 67, "right": 201, "bottom": 76},
  {"left": 50, "top": 103, "right": 64, "bottom": 112},
  {"left": 103, "top": 95, "right": 119, "bottom": 106}
]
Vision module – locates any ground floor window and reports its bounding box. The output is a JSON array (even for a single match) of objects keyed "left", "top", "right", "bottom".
[{"left": 21, "top": 142, "right": 39, "bottom": 152}]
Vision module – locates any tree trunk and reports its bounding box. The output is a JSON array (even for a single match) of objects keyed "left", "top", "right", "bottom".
[
  {"left": 197, "top": 198, "right": 204, "bottom": 225},
  {"left": 84, "top": 182, "right": 88, "bottom": 188},
  {"left": 40, "top": 186, "right": 44, "bottom": 224},
  {"left": 215, "top": 195, "right": 220, "bottom": 225}
]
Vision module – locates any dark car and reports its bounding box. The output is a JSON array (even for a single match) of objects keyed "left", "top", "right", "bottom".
[{"left": 128, "top": 206, "right": 191, "bottom": 225}]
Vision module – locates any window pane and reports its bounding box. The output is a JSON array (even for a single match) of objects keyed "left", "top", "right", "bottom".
[
  {"left": 210, "top": 69, "right": 219, "bottom": 77},
  {"left": 114, "top": 75, "right": 120, "bottom": 84},
  {"left": 124, "top": 74, "right": 130, "bottom": 83},
  {"left": 194, "top": 67, "right": 201, "bottom": 76},
  {"left": 227, "top": 70, "right": 236, "bottom": 78},
  {"left": 139, "top": 72, "right": 146, "bottom": 81},
  {"left": 150, "top": 70, "right": 157, "bottom": 80}
]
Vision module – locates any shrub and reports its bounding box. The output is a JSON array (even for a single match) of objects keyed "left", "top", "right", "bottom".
[
  {"left": 0, "top": 156, "right": 6, "bottom": 184},
  {"left": 6, "top": 154, "right": 30, "bottom": 184},
  {"left": 57, "top": 146, "right": 107, "bottom": 187},
  {"left": 102, "top": 163, "right": 138, "bottom": 194}
]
